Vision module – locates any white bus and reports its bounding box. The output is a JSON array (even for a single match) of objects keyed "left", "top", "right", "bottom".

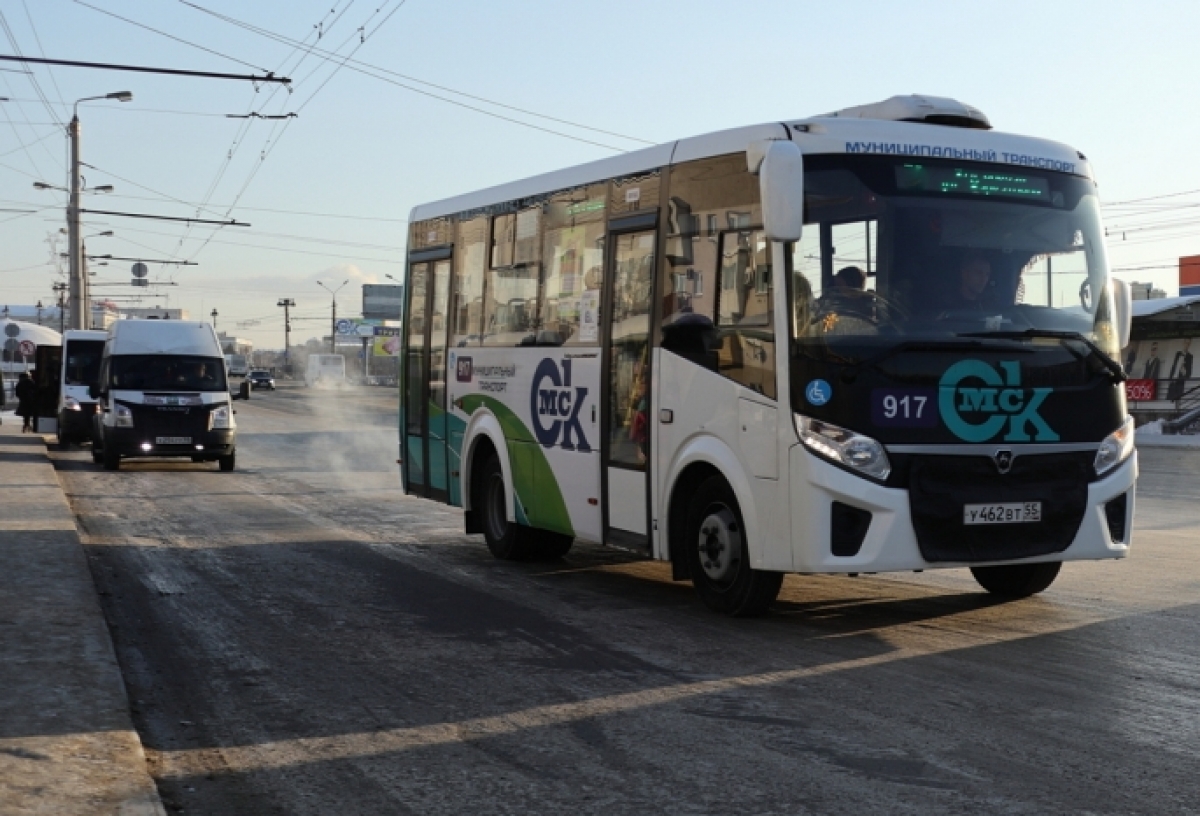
[
  {"left": 399, "top": 95, "right": 1136, "bottom": 616},
  {"left": 306, "top": 354, "right": 346, "bottom": 387}
]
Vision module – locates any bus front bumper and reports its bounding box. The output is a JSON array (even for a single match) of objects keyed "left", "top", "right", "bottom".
[{"left": 788, "top": 446, "right": 1136, "bottom": 573}]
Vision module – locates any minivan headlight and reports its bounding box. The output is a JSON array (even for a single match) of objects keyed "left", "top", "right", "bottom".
[
  {"left": 796, "top": 415, "right": 891, "bottom": 481},
  {"left": 1094, "top": 416, "right": 1135, "bottom": 477},
  {"left": 64, "top": 396, "right": 81, "bottom": 411},
  {"left": 115, "top": 404, "right": 133, "bottom": 428},
  {"left": 209, "top": 405, "right": 232, "bottom": 430}
]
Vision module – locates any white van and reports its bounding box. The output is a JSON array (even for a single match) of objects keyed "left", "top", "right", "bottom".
[
  {"left": 90, "top": 320, "right": 240, "bottom": 471},
  {"left": 57, "top": 329, "right": 107, "bottom": 445}
]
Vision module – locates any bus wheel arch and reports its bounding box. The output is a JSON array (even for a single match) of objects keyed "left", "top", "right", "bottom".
[
  {"left": 663, "top": 439, "right": 763, "bottom": 574},
  {"left": 461, "top": 414, "right": 514, "bottom": 526}
]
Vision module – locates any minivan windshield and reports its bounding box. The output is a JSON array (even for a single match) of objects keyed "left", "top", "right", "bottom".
[
  {"left": 109, "top": 355, "right": 228, "bottom": 392},
  {"left": 791, "top": 156, "right": 1115, "bottom": 362}
]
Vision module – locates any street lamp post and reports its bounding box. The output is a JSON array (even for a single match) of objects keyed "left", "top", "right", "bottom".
[
  {"left": 62, "top": 92, "right": 131, "bottom": 329},
  {"left": 211, "top": 308, "right": 219, "bottom": 330},
  {"left": 316, "top": 280, "right": 348, "bottom": 354}
]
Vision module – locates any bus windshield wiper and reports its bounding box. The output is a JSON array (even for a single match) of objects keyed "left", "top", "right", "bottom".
[{"left": 956, "top": 329, "right": 1126, "bottom": 383}]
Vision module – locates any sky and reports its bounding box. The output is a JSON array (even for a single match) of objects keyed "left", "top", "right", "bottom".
[{"left": 1, "top": 0, "right": 1198, "bottom": 349}]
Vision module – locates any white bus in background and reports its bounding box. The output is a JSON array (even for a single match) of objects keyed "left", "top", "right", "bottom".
[
  {"left": 225, "top": 353, "right": 249, "bottom": 378},
  {"left": 400, "top": 94, "right": 1136, "bottom": 617},
  {"left": 306, "top": 354, "right": 346, "bottom": 387}
]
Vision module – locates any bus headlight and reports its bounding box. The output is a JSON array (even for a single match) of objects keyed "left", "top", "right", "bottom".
[
  {"left": 1094, "top": 416, "right": 1135, "bottom": 477},
  {"left": 796, "top": 415, "right": 891, "bottom": 481},
  {"left": 64, "top": 396, "right": 82, "bottom": 411},
  {"left": 209, "top": 405, "right": 232, "bottom": 430},
  {"left": 115, "top": 404, "right": 134, "bottom": 428}
]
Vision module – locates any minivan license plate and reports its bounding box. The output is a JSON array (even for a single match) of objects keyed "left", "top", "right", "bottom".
[
  {"left": 963, "top": 502, "right": 1041, "bottom": 525},
  {"left": 156, "top": 436, "right": 192, "bottom": 445}
]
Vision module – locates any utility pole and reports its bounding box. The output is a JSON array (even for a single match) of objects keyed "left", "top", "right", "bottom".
[
  {"left": 277, "top": 298, "right": 295, "bottom": 372},
  {"left": 68, "top": 114, "right": 83, "bottom": 330},
  {"left": 211, "top": 308, "right": 219, "bottom": 330}
]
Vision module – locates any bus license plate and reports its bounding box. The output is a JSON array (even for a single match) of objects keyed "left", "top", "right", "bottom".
[
  {"left": 963, "top": 502, "right": 1041, "bottom": 525},
  {"left": 156, "top": 436, "right": 192, "bottom": 445}
]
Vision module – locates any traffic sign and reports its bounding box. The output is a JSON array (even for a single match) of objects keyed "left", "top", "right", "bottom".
[
  {"left": 335, "top": 318, "right": 354, "bottom": 335},
  {"left": 3, "top": 338, "right": 18, "bottom": 354},
  {"left": 132, "top": 262, "right": 148, "bottom": 278},
  {"left": 18, "top": 339, "right": 35, "bottom": 357},
  {"left": 4, "top": 322, "right": 19, "bottom": 338}
]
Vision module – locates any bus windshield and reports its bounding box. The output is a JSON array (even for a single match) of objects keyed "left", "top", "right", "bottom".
[{"left": 791, "top": 156, "right": 1115, "bottom": 361}]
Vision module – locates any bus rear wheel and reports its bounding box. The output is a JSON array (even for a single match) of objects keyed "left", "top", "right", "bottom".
[
  {"left": 476, "top": 454, "right": 537, "bottom": 561},
  {"left": 970, "top": 561, "right": 1061, "bottom": 598},
  {"left": 685, "top": 475, "right": 782, "bottom": 617}
]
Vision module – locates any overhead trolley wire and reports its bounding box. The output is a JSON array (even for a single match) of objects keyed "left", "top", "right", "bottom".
[
  {"left": 69, "top": 0, "right": 272, "bottom": 74},
  {"left": 175, "top": 0, "right": 650, "bottom": 151}
]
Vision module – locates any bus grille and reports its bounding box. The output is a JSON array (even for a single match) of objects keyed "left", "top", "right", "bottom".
[{"left": 907, "top": 453, "right": 1090, "bottom": 563}]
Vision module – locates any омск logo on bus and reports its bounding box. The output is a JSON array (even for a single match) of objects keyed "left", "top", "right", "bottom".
[
  {"left": 938, "top": 360, "right": 1059, "bottom": 443},
  {"left": 531, "top": 358, "right": 591, "bottom": 451}
]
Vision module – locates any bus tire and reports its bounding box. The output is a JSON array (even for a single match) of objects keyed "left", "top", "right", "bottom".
[
  {"left": 685, "top": 474, "right": 782, "bottom": 617},
  {"left": 970, "top": 561, "right": 1061, "bottom": 598},
  {"left": 476, "top": 454, "right": 537, "bottom": 561}
]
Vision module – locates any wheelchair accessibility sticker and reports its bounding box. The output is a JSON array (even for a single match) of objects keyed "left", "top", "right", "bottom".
[{"left": 805, "top": 379, "right": 832, "bottom": 406}]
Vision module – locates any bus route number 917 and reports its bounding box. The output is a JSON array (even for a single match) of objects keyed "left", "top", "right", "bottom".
[{"left": 871, "top": 387, "right": 939, "bottom": 428}]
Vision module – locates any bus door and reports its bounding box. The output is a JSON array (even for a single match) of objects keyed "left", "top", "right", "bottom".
[
  {"left": 403, "top": 252, "right": 452, "bottom": 501},
  {"left": 601, "top": 226, "right": 657, "bottom": 553}
]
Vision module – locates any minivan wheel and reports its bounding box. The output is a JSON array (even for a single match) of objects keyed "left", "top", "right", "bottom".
[
  {"left": 475, "top": 454, "right": 536, "bottom": 560},
  {"left": 102, "top": 443, "right": 120, "bottom": 471},
  {"left": 685, "top": 475, "right": 782, "bottom": 617},
  {"left": 91, "top": 446, "right": 103, "bottom": 465},
  {"left": 218, "top": 451, "right": 236, "bottom": 472}
]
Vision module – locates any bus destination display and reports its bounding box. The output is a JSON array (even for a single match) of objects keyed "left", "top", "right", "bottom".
[{"left": 896, "top": 164, "right": 1051, "bottom": 202}]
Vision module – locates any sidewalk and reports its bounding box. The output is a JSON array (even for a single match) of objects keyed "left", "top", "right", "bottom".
[{"left": 0, "top": 418, "right": 164, "bottom": 815}]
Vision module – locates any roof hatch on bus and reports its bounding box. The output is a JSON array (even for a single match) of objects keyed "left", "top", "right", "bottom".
[{"left": 822, "top": 94, "right": 991, "bottom": 130}]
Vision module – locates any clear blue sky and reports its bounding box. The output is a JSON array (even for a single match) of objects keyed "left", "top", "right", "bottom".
[{"left": 1, "top": 0, "right": 1197, "bottom": 347}]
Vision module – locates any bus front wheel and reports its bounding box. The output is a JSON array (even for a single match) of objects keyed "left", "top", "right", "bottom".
[
  {"left": 970, "top": 561, "right": 1061, "bottom": 598},
  {"left": 685, "top": 475, "right": 782, "bottom": 617},
  {"left": 476, "top": 454, "right": 537, "bottom": 561}
]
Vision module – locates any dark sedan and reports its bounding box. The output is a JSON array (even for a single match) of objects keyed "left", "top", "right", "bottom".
[{"left": 247, "top": 370, "right": 275, "bottom": 390}]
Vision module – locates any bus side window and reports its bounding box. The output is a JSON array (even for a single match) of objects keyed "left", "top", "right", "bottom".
[
  {"left": 482, "top": 211, "right": 540, "bottom": 346},
  {"left": 714, "top": 230, "right": 775, "bottom": 398},
  {"left": 541, "top": 184, "right": 606, "bottom": 346},
  {"left": 452, "top": 217, "right": 488, "bottom": 347}
]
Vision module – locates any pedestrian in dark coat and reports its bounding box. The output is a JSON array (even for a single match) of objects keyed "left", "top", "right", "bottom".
[{"left": 15, "top": 371, "right": 36, "bottom": 432}]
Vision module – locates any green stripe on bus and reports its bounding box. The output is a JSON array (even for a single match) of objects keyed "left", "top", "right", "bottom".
[{"left": 458, "top": 394, "right": 574, "bottom": 537}]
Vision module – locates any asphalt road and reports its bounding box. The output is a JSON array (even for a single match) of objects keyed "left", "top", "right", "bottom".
[{"left": 51, "top": 384, "right": 1200, "bottom": 815}]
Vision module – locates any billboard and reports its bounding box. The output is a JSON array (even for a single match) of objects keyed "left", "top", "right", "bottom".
[
  {"left": 363, "top": 283, "right": 403, "bottom": 320},
  {"left": 1180, "top": 255, "right": 1200, "bottom": 297}
]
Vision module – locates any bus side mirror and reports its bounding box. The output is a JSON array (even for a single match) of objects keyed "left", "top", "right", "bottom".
[
  {"left": 1111, "top": 278, "right": 1132, "bottom": 351},
  {"left": 749, "top": 139, "right": 804, "bottom": 242}
]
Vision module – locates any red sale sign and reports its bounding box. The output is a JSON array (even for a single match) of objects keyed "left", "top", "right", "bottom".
[{"left": 1125, "top": 379, "right": 1156, "bottom": 401}]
